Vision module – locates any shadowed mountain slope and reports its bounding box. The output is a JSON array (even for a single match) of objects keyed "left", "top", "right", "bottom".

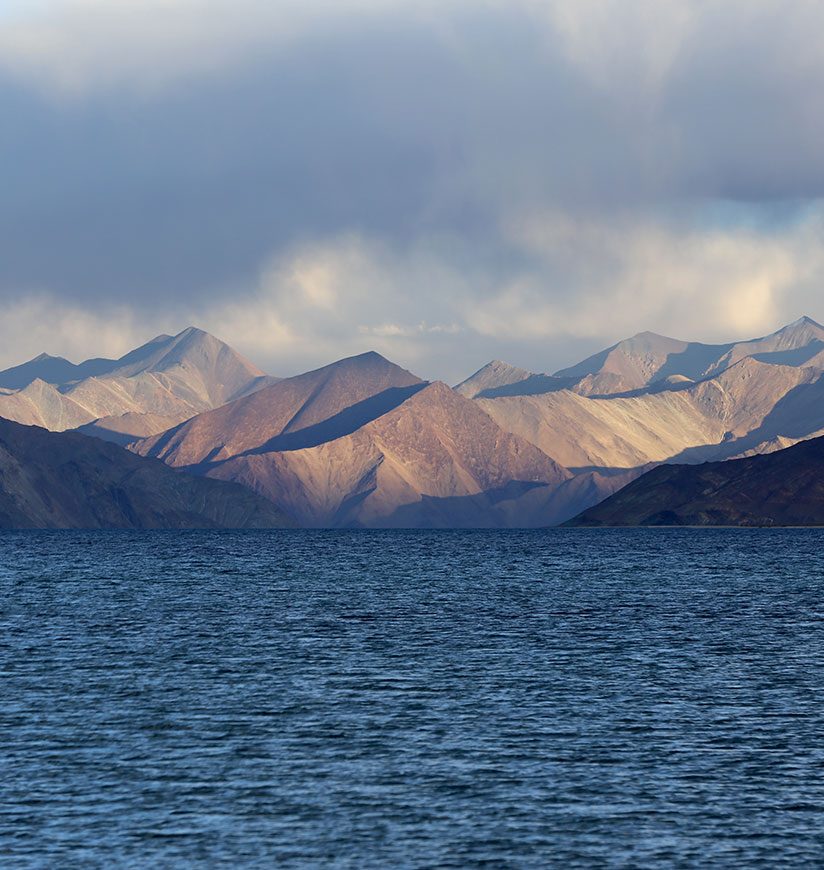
[
  {"left": 0, "top": 353, "right": 110, "bottom": 391},
  {"left": 476, "top": 350, "right": 824, "bottom": 469},
  {"left": 553, "top": 316, "right": 824, "bottom": 397},
  {"left": 555, "top": 331, "right": 709, "bottom": 396},
  {"left": 456, "top": 360, "right": 577, "bottom": 399},
  {"left": 567, "top": 434, "right": 824, "bottom": 527},
  {"left": 75, "top": 412, "right": 194, "bottom": 447},
  {"left": 136, "top": 351, "right": 424, "bottom": 467},
  {"left": 704, "top": 316, "right": 824, "bottom": 377},
  {"left": 0, "top": 417, "right": 293, "bottom": 529},
  {"left": 169, "top": 381, "right": 572, "bottom": 527},
  {"left": 461, "top": 316, "right": 824, "bottom": 402}
]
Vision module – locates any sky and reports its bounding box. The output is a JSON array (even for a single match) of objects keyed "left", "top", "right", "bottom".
[{"left": 2, "top": 0, "right": 824, "bottom": 382}]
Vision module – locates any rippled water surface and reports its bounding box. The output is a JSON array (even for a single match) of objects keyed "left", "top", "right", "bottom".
[{"left": 3, "top": 529, "right": 824, "bottom": 867}]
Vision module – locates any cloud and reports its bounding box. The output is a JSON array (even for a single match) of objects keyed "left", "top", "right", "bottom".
[
  {"left": 169, "top": 214, "right": 824, "bottom": 378},
  {"left": 200, "top": 235, "right": 479, "bottom": 376},
  {"left": 0, "top": 0, "right": 413, "bottom": 96},
  {"left": 3, "top": 210, "right": 824, "bottom": 383},
  {"left": 3, "top": 1, "right": 824, "bottom": 380},
  {"left": 0, "top": 295, "right": 170, "bottom": 365},
  {"left": 470, "top": 209, "right": 824, "bottom": 343}
]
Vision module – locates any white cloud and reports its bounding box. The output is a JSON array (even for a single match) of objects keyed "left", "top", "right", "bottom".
[
  {"left": 197, "top": 235, "right": 477, "bottom": 375},
  {"left": 7, "top": 0, "right": 824, "bottom": 106},
  {"left": 0, "top": 294, "right": 170, "bottom": 364},
  {"left": 529, "top": 0, "right": 697, "bottom": 96},
  {"left": 471, "top": 210, "right": 824, "bottom": 344},
  {"left": 191, "top": 213, "right": 824, "bottom": 376},
  {"left": 2, "top": 214, "right": 824, "bottom": 381}
]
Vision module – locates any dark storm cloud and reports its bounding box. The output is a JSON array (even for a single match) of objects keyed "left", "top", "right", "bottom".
[
  {"left": 2, "top": 0, "right": 824, "bottom": 376},
  {"left": 660, "top": 2, "right": 824, "bottom": 201},
  {"left": 0, "top": 21, "right": 467, "bottom": 304}
]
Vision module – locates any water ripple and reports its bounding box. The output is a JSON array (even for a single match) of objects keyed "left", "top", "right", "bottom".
[{"left": 1, "top": 529, "right": 824, "bottom": 867}]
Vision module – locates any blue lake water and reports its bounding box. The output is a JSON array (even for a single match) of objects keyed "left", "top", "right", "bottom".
[{"left": 2, "top": 529, "right": 824, "bottom": 868}]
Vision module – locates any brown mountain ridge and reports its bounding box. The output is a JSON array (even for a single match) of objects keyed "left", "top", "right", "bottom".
[
  {"left": 3, "top": 316, "right": 824, "bottom": 528},
  {"left": 132, "top": 356, "right": 584, "bottom": 527},
  {"left": 0, "top": 417, "right": 293, "bottom": 529},
  {"left": 567, "top": 434, "right": 824, "bottom": 527}
]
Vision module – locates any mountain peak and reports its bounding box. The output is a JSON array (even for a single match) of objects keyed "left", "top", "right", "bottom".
[
  {"left": 134, "top": 348, "right": 424, "bottom": 466},
  {"left": 21, "top": 377, "right": 54, "bottom": 391},
  {"left": 347, "top": 350, "right": 418, "bottom": 368},
  {"left": 738, "top": 315, "right": 824, "bottom": 354},
  {"left": 322, "top": 350, "right": 417, "bottom": 376},
  {"left": 164, "top": 327, "right": 232, "bottom": 357},
  {"left": 174, "top": 326, "right": 211, "bottom": 342},
  {"left": 780, "top": 315, "right": 824, "bottom": 332},
  {"left": 630, "top": 330, "right": 670, "bottom": 340},
  {"left": 454, "top": 359, "right": 534, "bottom": 398},
  {"left": 622, "top": 330, "right": 685, "bottom": 348},
  {"left": 110, "top": 326, "right": 267, "bottom": 382},
  {"left": 353, "top": 350, "right": 390, "bottom": 362},
  {"left": 481, "top": 359, "right": 531, "bottom": 375},
  {"left": 0, "top": 352, "right": 90, "bottom": 391}
]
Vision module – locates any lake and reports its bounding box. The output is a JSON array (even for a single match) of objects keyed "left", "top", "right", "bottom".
[{"left": 2, "top": 529, "right": 824, "bottom": 867}]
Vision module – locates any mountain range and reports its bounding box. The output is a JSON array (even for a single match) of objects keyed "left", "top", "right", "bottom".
[
  {"left": 0, "top": 417, "right": 291, "bottom": 529},
  {"left": 132, "top": 354, "right": 584, "bottom": 527},
  {"left": 456, "top": 316, "right": 824, "bottom": 399},
  {"left": 461, "top": 317, "right": 824, "bottom": 470},
  {"left": 568, "top": 433, "right": 824, "bottom": 527},
  {"left": 2, "top": 316, "right": 824, "bottom": 527},
  {"left": 0, "top": 327, "right": 276, "bottom": 443}
]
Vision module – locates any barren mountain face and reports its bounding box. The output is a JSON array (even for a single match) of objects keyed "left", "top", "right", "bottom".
[
  {"left": 133, "top": 356, "right": 587, "bottom": 527},
  {"left": 0, "top": 328, "right": 275, "bottom": 442},
  {"left": 466, "top": 317, "right": 824, "bottom": 401},
  {"left": 196, "top": 382, "right": 573, "bottom": 527},
  {"left": 4, "top": 317, "right": 824, "bottom": 527},
  {"left": 474, "top": 318, "right": 824, "bottom": 469},
  {"left": 477, "top": 357, "right": 824, "bottom": 469},
  {"left": 568, "top": 434, "right": 824, "bottom": 527},
  {"left": 455, "top": 360, "right": 536, "bottom": 398},
  {"left": 0, "top": 417, "right": 292, "bottom": 529},
  {"left": 135, "top": 351, "right": 425, "bottom": 465}
]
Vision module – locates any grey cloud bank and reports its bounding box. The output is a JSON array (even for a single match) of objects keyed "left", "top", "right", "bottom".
[{"left": 2, "top": 0, "right": 824, "bottom": 380}]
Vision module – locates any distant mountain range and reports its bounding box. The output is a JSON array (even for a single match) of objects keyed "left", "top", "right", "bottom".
[
  {"left": 460, "top": 317, "right": 824, "bottom": 470},
  {"left": 2, "top": 316, "right": 824, "bottom": 527},
  {"left": 457, "top": 316, "right": 824, "bottom": 399},
  {"left": 0, "top": 327, "right": 276, "bottom": 443}
]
